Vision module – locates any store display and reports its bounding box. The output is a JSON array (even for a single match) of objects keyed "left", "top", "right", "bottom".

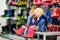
[
  {"left": 6, "top": 0, "right": 27, "bottom": 7},
  {"left": 7, "top": 0, "right": 15, "bottom": 5},
  {"left": 43, "top": 0, "right": 52, "bottom": 6},
  {"left": 33, "top": 0, "right": 43, "bottom": 5},
  {"left": 52, "top": 0, "right": 58, "bottom": 4},
  {"left": 10, "top": 0, "right": 15, "bottom": 4},
  {"left": 51, "top": 8, "right": 60, "bottom": 18},
  {"left": 48, "top": 25, "right": 58, "bottom": 31},
  {"left": 16, "top": 1, "right": 27, "bottom": 7},
  {"left": 1, "top": 0, "right": 60, "bottom": 40},
  {"left": 45, "top": 8, "right": 51, "bottom": 21},
  {"left": 3, "top": 10, "right": 15, "bottom": 17},
  {"left": 9, "top": 24, "right": 16, "bottom": 34},
  {"left": 57, "top": 0, "right": 60, "bottom": 3}
]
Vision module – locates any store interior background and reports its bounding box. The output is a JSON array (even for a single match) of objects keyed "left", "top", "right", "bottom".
[{"left": 0, "top": 0, "right": 60, "bottom": 40}]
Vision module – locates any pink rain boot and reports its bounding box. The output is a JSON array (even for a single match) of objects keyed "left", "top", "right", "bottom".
[
  {"left": 23, "top": 28, "right": 34, "bottom": 38},
  {"left": 8, "top": 0, "right": 15, "bottom": 5},
  {"left": 13, "top": 27, "right": 25, "bottom": 35}
]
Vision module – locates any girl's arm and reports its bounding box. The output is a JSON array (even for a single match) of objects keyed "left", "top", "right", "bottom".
[{"left": 26, "top": 16, "right": 33, "bottom": 27}]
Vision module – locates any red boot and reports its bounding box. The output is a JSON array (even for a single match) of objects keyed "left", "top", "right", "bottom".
[
  {"left": 23, "top": 28, "right": 34, "bottom": 38},
  {"left": 13, "top": 27, "right": 25, "bottom": 35}
]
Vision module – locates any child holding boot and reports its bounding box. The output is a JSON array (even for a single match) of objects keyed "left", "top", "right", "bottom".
[
  {"left": 23, "top": 7, "right": 47, "bottom": 38},
  {"left": 13, "top": 5, "right": 38, "bottom": 37},
  {"left": 13, "top": 6, "right": 47, "bottom": 38}
]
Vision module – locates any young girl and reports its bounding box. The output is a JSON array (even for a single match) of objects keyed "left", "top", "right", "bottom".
[
  {"left": 13, "top": 5, "right": 38, "bottom": 37},
  {"left": 23, "top": 8, "right": 47, "bottom": 37},
  {"left": 13, "top": 7, "right": 47, "bottom": 38}
]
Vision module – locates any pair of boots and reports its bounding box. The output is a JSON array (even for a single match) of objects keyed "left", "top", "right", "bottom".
[{"left": 13, "top": 27, "right": 34, "bottom": 38}]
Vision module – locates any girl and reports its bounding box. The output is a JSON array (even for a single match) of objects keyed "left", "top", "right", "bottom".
[
  {"left": 23, "top": 8, "right": 47, "bottom": 37},
  {"left": 13, "top": 5, "right": 38, "bottom": 37},
  {"left": 13, "top": 5, "right": 47, "bottom": 38}
]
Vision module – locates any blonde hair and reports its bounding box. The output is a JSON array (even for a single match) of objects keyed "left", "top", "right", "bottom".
[
  {"left": 31, "top": 5, "right": 38, "bottom": 10},
  {"left": 34, "top": 8, "right": 45, "bottom": 16}
]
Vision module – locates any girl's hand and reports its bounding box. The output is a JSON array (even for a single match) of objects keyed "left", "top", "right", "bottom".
[
  {"left": 22, "top": 25, "right": 27, "bottom": 28},
  {"left": 13, "top": 28, "right": 16, "bottom": 30},
  {"left": 29, "top": 25, "right": 35, "bottom": 28},
  {"left": 34, "top": 26, "right": 39, "bottom": 30}
]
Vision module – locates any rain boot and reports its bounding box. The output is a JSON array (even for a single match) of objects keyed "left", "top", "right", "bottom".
[
  {"left": 13, "top": 27, "right": 25, "bottom": 35},
  {"left": 23, "top": 28, "right": 34, "bottom": 38}
]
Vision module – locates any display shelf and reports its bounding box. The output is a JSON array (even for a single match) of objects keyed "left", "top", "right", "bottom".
[
  {"left": 7, "top": 4, "right": 26, "bottom": 7},
  {"left": 6, "top": 0, "right": 27, "bottom": 7}
]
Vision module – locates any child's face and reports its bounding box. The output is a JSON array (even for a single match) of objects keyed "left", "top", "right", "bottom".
[{"left": 29, "top": 9, "right": 35, "bottom": 16}]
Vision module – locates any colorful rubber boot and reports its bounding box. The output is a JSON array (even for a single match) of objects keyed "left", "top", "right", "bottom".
[
  {"left": 23, "top": 28, "right": 34, "bottom": 38},
  {"left": 13, "top": 27, "right": 25, "bottom": 35}
]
